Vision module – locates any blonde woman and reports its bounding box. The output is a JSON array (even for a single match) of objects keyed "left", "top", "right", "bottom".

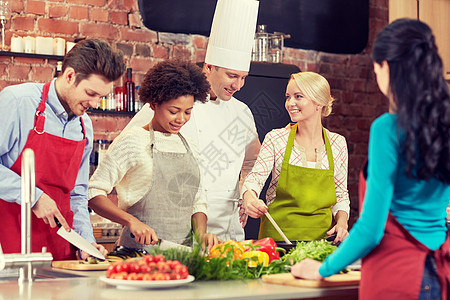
[{"left": 241, "top": 72, "right": 350, "bottom": 244}]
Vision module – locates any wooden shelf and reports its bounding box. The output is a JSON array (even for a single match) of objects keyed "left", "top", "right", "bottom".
[
  {"left": 88, "top": 109, "right": 135, "bottom": 116},
  {"left": 0, "top": 50, "right": 64, "bottom": 60}
]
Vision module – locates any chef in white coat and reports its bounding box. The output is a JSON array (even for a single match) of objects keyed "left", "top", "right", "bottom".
[{"left": 124, "top": 0, "right": 261, "bottom": 241}]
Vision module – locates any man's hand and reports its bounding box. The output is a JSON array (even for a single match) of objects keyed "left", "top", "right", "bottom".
[
  {"left": 239, "top": 203, "right": 248, "bottom": 227},
  {"left": 80, "top": 242, "right": 108, "bottom": 260},
  {"left": 32, "top": 193, "right": 71, "bottom": 231}
]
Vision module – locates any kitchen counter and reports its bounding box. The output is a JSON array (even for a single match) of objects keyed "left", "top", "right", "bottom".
[{"left": 0, "top": 268, "right": 358, "bottom": 300}]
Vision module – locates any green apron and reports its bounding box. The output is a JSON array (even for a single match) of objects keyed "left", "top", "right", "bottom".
[{"left": 259, "top": 124, "right": 337, "bottom": 241}]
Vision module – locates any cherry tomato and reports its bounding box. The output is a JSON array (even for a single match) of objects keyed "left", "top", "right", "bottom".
[
  {"left": 156, "top": 261, "right": 169, "bottom": 272},
  {"left": 140, "top": 265, "right": 152, "bottom": 273},
  {"left": 154, "top": 272, "right": 165, "bottom": 281},
  {"left": 136, "top": 273, "right": 144, "bottom": 280},
  {"left": 154, "top": 254, "right": 165, "bottom": 263},
  {"left": 170, "top": 273, "right": 181, "bottom": 280},
  {"left": 107, "top": 256, "right": 189, "bottom": 281},
  {"left": 129, "top": 263, "right": 141, "bottom": 273},
  {"left": 115, "top": 272, "right": 128, "bottom": 280},
  {"left": 142, "top": 273, "right": 152, "bottom": 281},
  {"left": 169, "top": 260, "right": 182, "bottom": 270},
  {"left": 115, "top": 262, "right": 130, "bottom": 274},
  {"left": 143, "top": 255, "right": 154, "bottom": 264}
]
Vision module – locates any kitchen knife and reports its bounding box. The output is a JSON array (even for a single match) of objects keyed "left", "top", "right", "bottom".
[
  {"left": 158, "top": 239, "right": 192, "bottom": 252},
  {"left": 55, "top": 218, "right": 105, "bottom": 260},
  {"left": 130, "top": 232, "right": 192, "bottom": 252}
]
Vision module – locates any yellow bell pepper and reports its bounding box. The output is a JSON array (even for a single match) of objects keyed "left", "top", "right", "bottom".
[
  {"left": 241, "top": 250, "right": 269, "bottom": 267},
  {"left": 210, "top": 240, "right": 245, "bottom": 260}
]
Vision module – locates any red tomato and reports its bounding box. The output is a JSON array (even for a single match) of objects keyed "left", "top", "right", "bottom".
[
  {"left": 154, "top": 254, "right": 165, "bottom": 263},
  {"left": 106, "top": 264, "right": 118, "bottom": 277},
  {"left": 169, "top": 260, "right": 182, "bottom": 269},
  {"left": 154, "top": 272, "right": 165, "bottom": 281},
  {"left": 142, "top": 273, "right": 152, "bottom": 281},
  {"left": 115, "top": 262, "right": 130, "bottom": 274},
  {"left": 143, "top": 255, "right": 154, "bottom": 264},
  {"left": 140, "top": 265, "right": 152, "bottom": 273},
  {"left": 170, "top": 273, "right": 181, "bottom": 280},
  {"left": 127, "top": 273, "right": 138, "bottom": 280},
  {"left": 129, "top": 263, "right": 141, "bottom": 273},
  {"left": 136, "top": 273, "right": 144, "bottom": 281},
  {"left": 115, "top": 272, "right": 128, "bottom": 280},
  {"left": 156, "top": 261, "right": 169, "bottom": 272}
]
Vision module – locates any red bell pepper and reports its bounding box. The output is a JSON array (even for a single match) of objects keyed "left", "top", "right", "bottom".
[{"left": 252, "top": 237, "right": 280, "bottom": 263}]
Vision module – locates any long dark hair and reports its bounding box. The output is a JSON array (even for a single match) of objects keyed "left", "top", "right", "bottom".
[{"left": 371, "top": 19, "right": 450, "bottom": 183}]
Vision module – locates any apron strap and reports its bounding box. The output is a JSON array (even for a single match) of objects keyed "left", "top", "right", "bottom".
[
  {"left": 80, "top": 117, "right": 86, "bottom": 139},
  {"left": 322, "top": 127, "right": 334, "bottom": 170},
  {"left": 283, "top": 124, "right": 334, "bottom": 171},
  {"left": 34, "top": 82, "right": 51, "bottom": 134},
  {"left": 281, "top": 123, "right": 298, "bottom": 168}
]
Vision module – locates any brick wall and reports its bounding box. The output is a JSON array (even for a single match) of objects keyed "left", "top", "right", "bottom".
[{"left": 0, "top": 0, "right": 389, "bottom": 216}]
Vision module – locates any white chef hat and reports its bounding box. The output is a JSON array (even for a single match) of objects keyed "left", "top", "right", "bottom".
[{"left": 205, "top": 0, "right": 259, "bottom": 72}]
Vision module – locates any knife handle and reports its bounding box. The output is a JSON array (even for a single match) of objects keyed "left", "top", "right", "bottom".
[{"left": 54, "top": 216, "right": 62, "bottom": 228}]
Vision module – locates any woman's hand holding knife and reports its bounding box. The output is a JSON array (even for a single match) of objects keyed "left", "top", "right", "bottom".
[{"left": 129, "top": 218, "right": 158, "bottom": 245}]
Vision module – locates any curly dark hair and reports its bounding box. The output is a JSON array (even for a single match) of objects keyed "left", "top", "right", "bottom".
[
  {"left": 371, "top": 19, "right": 450, "bottom": 183},
  {"left": 139, "top": 59, "right": 210, "bottom": 106}
]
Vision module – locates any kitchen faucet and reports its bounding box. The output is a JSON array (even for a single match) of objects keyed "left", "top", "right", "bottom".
[{"left": 0, "top": 148, "right": 53, "bottom": 282}]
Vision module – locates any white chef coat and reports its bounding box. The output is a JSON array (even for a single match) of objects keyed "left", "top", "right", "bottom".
[{"left": 124, "top": 97, "right": 260, "bottom": 241}]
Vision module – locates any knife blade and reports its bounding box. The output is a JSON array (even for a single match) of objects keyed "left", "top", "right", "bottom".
[
  {"left": 55, "top": 218, "right": 105, "bottom": 260},
  {"left": 158, "top": 239, "right": 192, "bottom": 252},
  {"left": 130, "top": 232, "right": 192, "bottom": 252}
]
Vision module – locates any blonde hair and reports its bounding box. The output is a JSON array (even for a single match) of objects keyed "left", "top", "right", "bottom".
[{"left": 290, "top": 72, "right": 334, "bottom": 117}]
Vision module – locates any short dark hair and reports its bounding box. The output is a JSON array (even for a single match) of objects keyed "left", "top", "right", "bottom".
[
  {"left": 62, "top": 39, "right": 126, "bottom": 85},
  {"left": 139, "top": 59, "right": 210, "bottom": 105}
]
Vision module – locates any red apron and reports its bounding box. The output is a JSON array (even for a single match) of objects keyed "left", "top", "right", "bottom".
[
  {"left": 360, "top": 212, "right": 450, "bottom": 299},
  {"left": 0, "top": 82, "right": 87, "bottom": 260}
]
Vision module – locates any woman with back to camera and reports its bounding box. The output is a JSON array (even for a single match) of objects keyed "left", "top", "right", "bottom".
[
  {"left": 292, "top": 19, "right": 450, "bottom": 299},
  {"left": 88, "top": 59, "right": 219, "bottom": 252},
  {"left": 241, "top": 71, "right": 350, "bottom": 245}
]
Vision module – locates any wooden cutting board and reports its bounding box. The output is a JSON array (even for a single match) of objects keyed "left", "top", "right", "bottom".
[
  {"left": 262, "top": 271, "right": 361, "bottom": 288},
  {"left": 52, "top": 260, "right": 110, "bottom": 271}
]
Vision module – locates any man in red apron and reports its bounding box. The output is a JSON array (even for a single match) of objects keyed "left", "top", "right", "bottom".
[{"left": 0, "top": 39, "right": 125, "bottom": 260}]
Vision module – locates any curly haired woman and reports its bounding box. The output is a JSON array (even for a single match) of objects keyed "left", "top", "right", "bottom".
[{"left": 88, "top": 60, "right": 219, "bottom": 252}]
